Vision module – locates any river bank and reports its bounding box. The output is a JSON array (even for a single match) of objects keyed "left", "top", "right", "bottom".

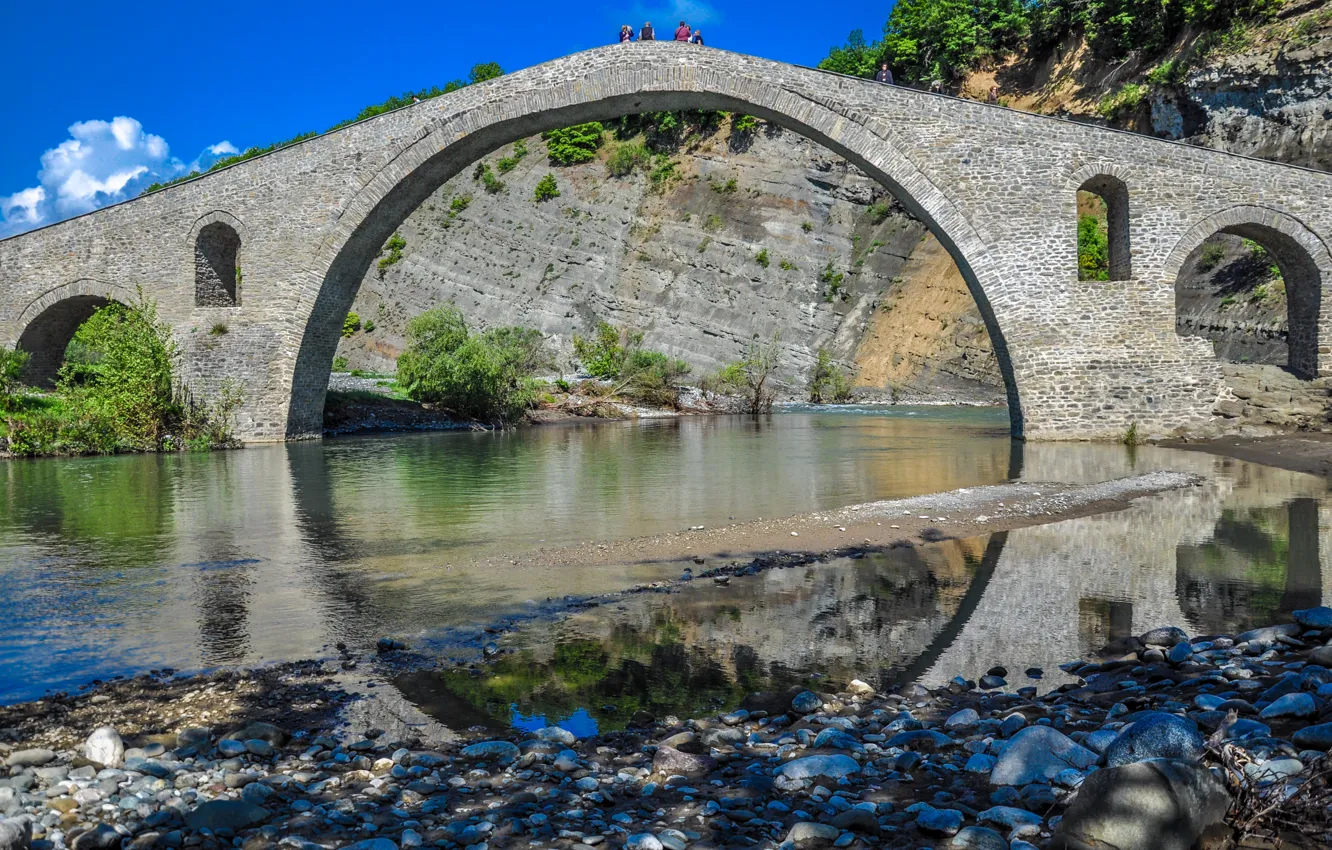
[
  {"left": 3, "top": 599, "right": 1331, "bottom": 849},
  {"left": 1163, "top": 432, "right": 1332, "bottom": 481}
]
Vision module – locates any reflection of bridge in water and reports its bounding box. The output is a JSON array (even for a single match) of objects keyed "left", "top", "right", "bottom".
[{"left": 534, "top": 443, "right": 1332, "bottom": 697}]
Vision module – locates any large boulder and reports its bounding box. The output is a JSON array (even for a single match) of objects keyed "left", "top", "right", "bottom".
[
  {"left": 652, "top": 745, "right": 716, "bottom": 776},
  {"left": 1293, "top": 606, "right": 1332, "bottom": 629},
  {"left": 183, "top": 800, "right": 270, "bottom": 832},
  {"left": 990, "top": 726, "right": 1098, "bottom": 786},
  {"left": 777, "top": 754, "right": 860, "bottom": 782},
  {"left": 0, "top": 817, "right": 31, "bottom": 850},
  {"left": 1051, "top": 759, "right": 1229, "bottom": 850},
  {"left": 1103, "top": 712, "right": 1205, "bottom": 767},
  {"left": 83, "top": 727, "right": 124, "bottom": 768}
]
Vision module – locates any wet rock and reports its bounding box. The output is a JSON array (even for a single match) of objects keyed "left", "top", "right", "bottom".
[
  {"left": 652, "top": 746, "right": 716, "bottom": 776},
  {"left": 1103, "top": 712, "right": 1205, "bottom": 767},
  {"left": 945, "top": 709, "right": 980, "bottom": 730},
  {"left": 791, "top": 691, "right": 822, "bottom": 714},
  {"left": 183, "top": 800, "right": 270, "bottom": 832},
  {"left": 978, "top": 806, "right": 1042, "bottom": 837},
  {"left": 71, "top": 824, "right": 121, "bottom": 850},
  {"left": 777, "top": 754, "right": 860, "bottom": 782},
  {"left": 1051, "top": 759, "right": 1229, "bottom": 850},
  {"left": 811, "top": 729, "right": 861, "bottom": 752},
  {"left": 536, "top": 726, "right": 576, "bottom": 746},
  {"left": 1140, "top": 626, "right": 1188, "bottom": 647},
  {"left": 344, "top": 841, "right": 398, "bottom": 850},
  {"left": 0, "top": 817, "right": 31, "bottom": 850},
  {"left": 1311, "top": 646, "right": 1332, "bottom": 667},
  {"left": 884, "top": 729, "right": 954, "bottom": 751},
  {"left": 950, "top": 826, "right": 1009, "bottom": 849},
  {"left": 829, "top": 808, "right": 878, "bottom": 834},
  {"left": 914, "top": 805, "right": 964, "bottom": 835},
  {"left": 786, "top": 822, "right": 840, "bottom": 847},
  {"left": 1259, "top": 692, "right": 1316, "bottom": 719},
  {"left": 1292, "top": 721, "right": 1332, "bottom": 750},
  {"left": 625, "top": 834, "right": 663, "bottom": 850},
  {"left": 460, "top": 741, "right": 520, "bottom": 763},
  {"left": 4, "top": 750, "right": 55, "bottom": 768},
  {"left": 216, "top": 739, "right": 247, "bottom": 758},
  {"left": 990, "top": 726, "right": 1097, "bottom": 785},
  {"left": 1235, "top": 623, "right": 1302, "bottom": 643},
  {"left": 83, "top": 727, "right": 123, "bottom": 768},
  {"left": 1167, "top": 642, "right": 1193, "bottom": 665},
  {"left": 979, "top": 675, "right": 1007, "bottom": 690},
  {"left": 1293, "top": 606, "right": 1332, "bottom": 629},
  {"left": 228, "top": 722, "right": 288, "bottom": 746}
]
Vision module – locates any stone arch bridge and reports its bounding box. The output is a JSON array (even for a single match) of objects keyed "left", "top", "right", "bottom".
[{"left": 3, "top": 43, "right": 1331, "bottom": 441}]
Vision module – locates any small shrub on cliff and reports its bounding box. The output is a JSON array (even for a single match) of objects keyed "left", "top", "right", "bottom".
[
  {"left": 397, "top": 305, "right": 551, "bottom": 426},
  {"left": 1096, "top": 83, "right": 1148, "bottom": 120},
  {"left": 755, "top": 248, "right": 770, "bottom": 268},
  {"left": 342, "top": 312, "right": 362, "bottom": 338},
  {"left": 808, "top": 348, "right": 856, "bottom": 404},
  {"left": 533, "top": 174, "right": 561, "bottom": 202},
  {"left": 1197, "top": 240, "right": 1227, "bottom": 272},
  {"left": 495, "top": 139, "right": 528, "bottom": 174},
  {"left": 378, "top": 233, "right": 406, "bottom": 276},
  {"left": 607, "top": 142, "right": 650, "bottom": 177},
  {"left": 542, "top": 123, "right": 605, "bottom": 166}
]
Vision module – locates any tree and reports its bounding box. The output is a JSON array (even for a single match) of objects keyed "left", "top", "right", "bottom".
[
  {"left": 808, "top": 349, "right": 856, "bottom": 404},
  {"left": 819, "top": 29, "right": 882, "bottom": 78},
  {"left": 707, "top": 334, "right": 783, "bottom": 414},
  {"left": 543, "top": 123, "right": 605, "bottom": 165}
]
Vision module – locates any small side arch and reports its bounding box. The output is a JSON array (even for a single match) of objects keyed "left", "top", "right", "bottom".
[
  {"left": 189, "top": 210, "right": 246, "bottom": 307},
  {"left": 14, "top": 279, "right": 136, "bottom": 386},
  {"left": 1165, "top": 205, "right": 1332, "bottom": 378},
  {"left": 1068, "top": 165, "right": 1131, "bottom": 281}
]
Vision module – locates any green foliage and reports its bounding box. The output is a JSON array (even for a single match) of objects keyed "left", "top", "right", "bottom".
[
  {"left": 1096, "top": 83, "right": 1149, "bottom": 119},
  {"left": 808, "top": 348, "right": 856, "bottom": 404},
  {"left": 818, "top": 29, "right": 883, "bottom": 78},
  {"left": 867, "top": 201, "right": 895, "bottom": 224},
  {"left": 1146, "top": 59, "right": 1190, "bottom": 85},
  {"left": 542, "top": 123, "right": 605, "bottom": 166},
  {"left": 1078, "top": 214, "right": 1110, "bottom": 281},
  {"left": 648, "top": 155, "right": 679, "bottom": 193},
  {"left": 396, "top": 305, "right": 551, "bottom": 426},
  {"left": 607, "top": 141, "right": 650, "bottom": 177},
  {"left": 1122, "top": 421, "right": 1140, "bottom": 446},
  {"left": 209, "top": 322, "right": 228, "bottom": 336},
  {"left": 573, "top": 321, "right": 640, "bottom": 380},
  {"left": 712, "top": 177, "right": 738, "bottom": 194},
  {"left": 1197, "top": 240, "right": 1227, "bottom": 272},
  {"left": 555, "top": 378, "right": 572, "bottom": 393},
  {"left": 378, "top": 232, "right": 406, "bottom": 274},
  {"left": 0, "top": 348, "right": 29, "bottom": 414},
  {"left": 755, "top": 248, "right": 770, "bottom": 268},
  {"left": 732, "top": 114, "right": 759, "bottom": 135},
  {"left": 478, "top": 164, "right": 506, "bottom": 194},
  {"left": 467, "top": 62, "right": 504, "bottom": 84},
  {"left": 332, "top": 356, "right": 349, "bottom": 372},
  {"left": 703, "top": 334, "right": 782, "bottom": 414},
  {"left": 363, "top": 319, "right": 376, "bottom": 333},
  {"left": 450, "top": 195, "right": 472, "bottom": 213},
  {"left": 779, "top": 259, "right": 797, "bottom": 271},
  {"left": 342, "top": 312, "right": 362, "bottom": 338},
  {"left": 801, "top": 221, "right": 813, "bottom": 233},
  {"left": 495, "top": 139, "right": 528, "bottom": 174},
  {"left": 533, "top": 174, "right": 560, "bottom": 202},
  {"left": 703, "top": 214, "right": 723, "bottom": 232},
  {"left": 820, "top": 262, "right": 846, "bottom": 301}
]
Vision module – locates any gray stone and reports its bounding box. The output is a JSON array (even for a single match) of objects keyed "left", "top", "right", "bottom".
[
  {"left": 4, "top": 750, "right": 55, "bottom": 768},
  {"left": 791, "top": 691, "right": 822, "bottom": 714},
  {"left": 535, "top": 726, "right": 577, "bottom": 746},
  {"left": 777, "top": 755, "right": 860, "bottom": 782},
  {"left": 811, "top": 729, "right": 861, "bottom": 752},
  {"left": 1259, "top": 692, "right": 1317, "bottom": 719},
  {"left": 183, "top": 800, "right": 270, "bottom": 831},
  {"left": 1051, "top": 759, "right": 1229, "bottom": 850},
  {"left": 884, "top": 730, "right": 954, "bottom": 751},
  {"left": 915, "top": 806, "right": 964, "bottom": 835},
  {"left": 990, "top": 726, "right": 1098, "bottom": 786},
  {"left": 1103, "top": 712, "right": 1205, "bottom": 767},
  {"left": 1140, "top": 626, "right": 1188, "bottom": 647},
  {"left": 945, "top": 709, "right": 980, "bottom": 730},
  {"left": 1293, "top": 606, "right": 1332, "bottom": 629},
  {"left": 83, "top": 727, "right": 123, "bottom": 768},
  {"left": 343, "top": 841, "right": 398, "bottom": 850},
  {"left": 1292, "top": 721, "right": 1332, "bottom": 750},
  {"left": 1236, "top": 623, "right": 1303, "bottom": 644},
  {"left": 71, "top": 824, "right": 120, "bottom": 850},
  {"left": 0, "top": 817, "right": 31, "bottom": 850},
  {"left": 625, "top": 834, "right": 663, "bottom": 850},
  {"left": 652, "top": 746, "right": 716, "bottom": 776},
  {"left": 785, "top": 823, "right": 839, "bottom": 848},
  {"left": 215, "top": 739, "right": 247, "bottom": 758},
  {"left": 950, "top": 826, "right": 1009, "bottom": 850},
  {"left": 1310, "top": 646, "right": 1332, "bottom": 667},
  {"left": 460, "top": 741, "right": 520, "bottom": 763}
]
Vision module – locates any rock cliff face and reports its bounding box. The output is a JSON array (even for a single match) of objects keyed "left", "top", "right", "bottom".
[{"left": 335, "top": 125, "right": 1002, "bottom": 399}]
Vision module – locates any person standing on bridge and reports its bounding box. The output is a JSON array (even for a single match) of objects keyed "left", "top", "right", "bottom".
[
  {"left": 674, "top": 20, "right": 691, "bottom": 41},
  {"left": 640, "top": 21, "right": 655, "bottom": 40},
  {"left": 875, "top": 63, "right": 894, "bottom": 85},
  {"left": 619, "top": 24, "right": 635, "bottom": 42},
  {"left": 690, "top": 29, "right": 704, "bottom": 45}
]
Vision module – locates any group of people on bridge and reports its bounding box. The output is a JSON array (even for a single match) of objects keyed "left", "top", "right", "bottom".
[{"left": 620, "top": 21, "right": 704, "bottom": 45}]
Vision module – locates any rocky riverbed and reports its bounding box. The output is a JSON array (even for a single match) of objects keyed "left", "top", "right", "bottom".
[{"left": 5, "top": 600, "right": 1332, "bottom": 850}]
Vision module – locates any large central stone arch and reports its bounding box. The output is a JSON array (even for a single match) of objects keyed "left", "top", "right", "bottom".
[{"left": 284, "top": 63, "right": 1024, "bottom": 438}]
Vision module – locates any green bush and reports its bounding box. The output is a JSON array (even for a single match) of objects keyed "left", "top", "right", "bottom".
[
  {"left": 617, "top": 350, "right": 692, "bottom": 408},
  {"left": 573, "top": 321, "right": 638, "bottom": 379},
  {"left": 533, "top": 174, "right": 561, "bottom": 202},
  {"left": 808, "top": 349, "right": 856, "bottom": 404},
  {"left": 648, "top": 156, "right": 678, "bottom": 193},
  {"left": 712, "top": 177, "right": 738, "bottom": 194},
  {"left": 0, "top": 348, "right": 29, "bottom": 413},
  {"left": 1077, "top": 214, "right": 1110, "bottom": 281},
  {"left": 703, "top": 334, "right": 782, "bottom": 414},
  {"left": 378, "top": 232, "right": 406, "bottom": 274},
  {"left": 755, "top": 248, "right": 770, "bottom": 268},
  {"left": 496, "top": 139, "right": 528, "bottom": 174},
  {"left": 333, "top": 356, "right": 349, "bottom": 372},
  {"left": 779, "top": 259, "right": 797, "bottom": 271},
  {"left": 542, "top": 123, "right": 605, "bottom": 165},
  {"left": 396, "top": 305, "right": 551, "bottom": 426},
  {"left": 732, "top": 114, "right": 759, "bottom": 135},
  {"left": 607, "top": 141, "right": 650, "bottom": 177},
  {"left": 343, "top": 312, "right": 362, "bottom": 338},
  {"left": 801, "top": 221, "right": 813, "bottom": 233},
  {"left": 1197, "top": 240, "right": 1227, "bottom": 272},
  {"left": 1096, "top": 83, "right": 1149, "bottom": 119},
  {"left": 478, "top": 164, "right": 506, "bottom": 194},
  {"left": 867, "top": 201, "right": 895, "bottom": 223},
  {"left": 820, "top": 262, "right": 846, "bottom": 301}
]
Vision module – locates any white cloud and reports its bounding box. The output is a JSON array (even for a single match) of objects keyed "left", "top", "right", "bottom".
[{"left": 0, "top": 116, "right": 237, "bottom": 238}]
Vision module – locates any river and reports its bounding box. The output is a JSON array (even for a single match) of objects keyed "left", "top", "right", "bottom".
[{"left": 2, "top": 406, "right": 1328, "bottom": 708}]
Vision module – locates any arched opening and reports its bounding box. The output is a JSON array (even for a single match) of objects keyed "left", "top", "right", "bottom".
[
  {"left": 1076, "top": 175, "right": 1130, "bottom": 281},
  {"left": 1174, "top": 221, "right": 1323, "bottom": 378},
  {"left": 196, "top": 222, "right": 241, "bottom": 306},
  {"left": 286, "top": 86, "right": 1025, "bottom": 440},
  {"left": 16, "top": 294, "right": 116, "bottom": 386}
]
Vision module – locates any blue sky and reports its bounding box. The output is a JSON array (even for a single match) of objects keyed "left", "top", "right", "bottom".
[{"left": 0, "top": 0, "right": 890, "bottom": 237}]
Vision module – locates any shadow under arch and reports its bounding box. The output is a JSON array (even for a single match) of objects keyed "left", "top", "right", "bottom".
[
  {"left": 1164, "top": 205, "right": 1332, "bottom": 379},
  {"left": 285, "top": 65, "right": 1026, "bottom": 439}
]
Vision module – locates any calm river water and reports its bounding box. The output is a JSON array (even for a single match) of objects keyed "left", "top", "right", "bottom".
[{"left": 3, "top": 407, "right": 1330, "bottom": 708}]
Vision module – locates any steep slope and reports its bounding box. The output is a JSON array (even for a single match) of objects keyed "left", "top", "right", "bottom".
[{"left": 335, "top": 124, "right": 1001, "bottom": 398}]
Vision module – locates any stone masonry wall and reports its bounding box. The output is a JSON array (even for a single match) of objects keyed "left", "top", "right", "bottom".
[{"left": 1, "top": 43, "right": 1330, "bottom": 441}]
